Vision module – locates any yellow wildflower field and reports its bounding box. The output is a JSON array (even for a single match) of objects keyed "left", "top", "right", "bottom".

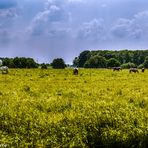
[{"left": 0, "top": 69, "right": 148, "bottom": 147}]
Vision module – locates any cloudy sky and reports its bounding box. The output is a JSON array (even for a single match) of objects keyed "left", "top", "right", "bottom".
[{"left": 1, "top": 0, "right": 148, "bottom": 63}]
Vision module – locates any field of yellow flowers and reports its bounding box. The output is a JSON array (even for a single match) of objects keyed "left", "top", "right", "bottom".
[{"left": 0, "top": 68, "right": 148, "bottom": 147}]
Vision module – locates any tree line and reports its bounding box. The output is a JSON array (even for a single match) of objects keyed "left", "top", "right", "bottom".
[
  {"left": 0, "top": 57, "right": 66, "bottom": 69},
  {"left": 73, "top": 50, "right": 148, "bottom": 68},
  {"left": 0, "top": 57, "right": 38, "bottom": 68},
  {"left": 1, "top": 50, "right": 148, "bottom": 69}
]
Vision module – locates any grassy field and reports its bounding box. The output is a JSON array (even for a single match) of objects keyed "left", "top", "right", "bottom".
[{"left": 0, "top": 68, "right": 148, "bottom": 147}]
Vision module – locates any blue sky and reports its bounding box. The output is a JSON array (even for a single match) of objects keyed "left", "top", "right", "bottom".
[{"left": 1, "top": 0, "right": 148, "bottom": 63}]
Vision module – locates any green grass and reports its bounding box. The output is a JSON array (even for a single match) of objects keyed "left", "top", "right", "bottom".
[{"left": 0, "top": 69, "right": 148, "bottom": 147}]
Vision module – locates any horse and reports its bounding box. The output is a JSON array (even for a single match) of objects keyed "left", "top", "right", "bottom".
[
  {"left": 129, "top": 68, "right": 139, "bottom": 73},
  {"left": 141, "top": 68, "right": 145, "bottom": 73},
  {"left": 73, "top": 68, "right": 78, "bottom": 75},
  {"left": 0, "top": 66, "right": 9, "bottom": 74},
  {"left": 113, "top": 67, "right": 122, "bottom": 71}
]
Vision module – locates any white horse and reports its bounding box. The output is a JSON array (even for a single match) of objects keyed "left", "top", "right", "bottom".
[
  {"left": 0, "top": 66, "right": 9, "bottom": 74},
  {"left": 0, "top": 60, "right": 9, "bottom": 74}
]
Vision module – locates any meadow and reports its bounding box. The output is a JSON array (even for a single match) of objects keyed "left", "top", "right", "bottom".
[{"left": 0, "top": 68, "right": 148, "bottom": 147}]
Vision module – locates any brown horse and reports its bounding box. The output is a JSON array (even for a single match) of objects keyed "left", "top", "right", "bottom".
[
  {"left": 73, "top": 68, "right": 78, "bottom": 75},
  {"left": 113, "top": 67, "right": 122, "bottom": 71},
  {"left": 141, "top": 68, "right": 145, "bottom": 73},
  {"left": 129, "top": 68, "right": 139, "bottom": 73}
]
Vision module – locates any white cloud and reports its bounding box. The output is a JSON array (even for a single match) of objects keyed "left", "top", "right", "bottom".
[
  {"left": 134, "top": 11, "right": 148, "bottom": 32},
  {"left": 28, "top": 1, "right": 71, "bottom": 36},
  {"left": 2, "top": 0, "right": 148, "bottom": 63},
  {"left": 0, "top": 28, "right": 19, "bottom": 46},
  {"left": 0, "top": 8, "right": 18, "bottom": 18},
  {"left": 111, "top": 11, "right": 148, "bottom": 40},
  {"left": 111, "top": 18, "right": 133, "bottom": 38},
  {"left": 77, "top": 19, "right": 106, "bottom": 41},
  {"left": 0, "top": 29, "right": 10, "bottom": 43}
]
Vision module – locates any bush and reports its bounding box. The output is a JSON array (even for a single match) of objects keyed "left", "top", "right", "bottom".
[
  {"left": 143, "top": 60, "right": 148, "bottom": 68},
  {"left": 51, "top": 58, "right": 66, "bottom": 69},
  {"left": 84, "top": 55, "right": 107, "bottom": 68},
  {"left": 107, "top": 58, "right": 121, "bottom": 67},
  {"left": 121, "top": 62, "right": 137, "bottom": 69},
  {"left": 138, "top": 64, "right": 144, "bottom": 69},
  {"left": 41, "top": 63, "right": 47, "bottom": 69}
]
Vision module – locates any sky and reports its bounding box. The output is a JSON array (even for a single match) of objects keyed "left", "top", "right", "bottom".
[{"left": 1, "top": 0, "right": 148, "bottom": 63}]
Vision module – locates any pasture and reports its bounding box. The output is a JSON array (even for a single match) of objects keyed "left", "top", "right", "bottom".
[{"left": 0, "top": 69, "right": 148, "bottom": 147}]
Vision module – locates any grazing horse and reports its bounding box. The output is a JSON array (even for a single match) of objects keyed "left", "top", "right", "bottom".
[
  {"left": 129, "top": 68, "right": 139, "bottom": 73},
  {"left": 73, "top": 68, "right": 78, "bottom": 75},
  {"left": 113, "top": 67, "right": 122, "bottom": 71},
  {"left": 141, "top": 68, "right": 145, "bottom": 73},
  {"left": 0, "top": 66, "right": 9, "bottom": 74}
]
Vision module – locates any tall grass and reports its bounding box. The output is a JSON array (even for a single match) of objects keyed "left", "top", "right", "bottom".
[{"left": 0, "top": 69, "right": 148, "bottom": 147}]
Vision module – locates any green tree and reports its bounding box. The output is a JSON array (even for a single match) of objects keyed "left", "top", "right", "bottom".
[
  {"left": 145, "top": 56, "right": 148, "bottom": 61},
  {"left": 3, "top": 58, "right": 15, "bottom": 68},
  {"left": 73, "top": 57, "right": 79, "bottom": 67},
  {"left": 138, "top": 64, "right": 144, "bottom": 69},
  {"left": 13, "top": 57, "right": 37, "bottom": 68},
  {"left": 121, "top": 62, "right": 137, "bottom": 69},
  {"left": 20, "top": 57, "right": 27, "bottom": 68},
  {"left": 143, "top": 56, "right": 148, "bottom": 68},
  {"left": 107, "top": 58, "right": 121, "bottom": 67},
  {"left": 13, "top": 57, "right": 21, "bottom": 68},
  {"left": 0, "top": 59, "right": 2, "bottom": 66},
  {"left": 78, "top": 50, "right": 91, "bottom": 67},
  {"left": 73, "top": 49, "right": 148, "bottom": 67},
  {"left": 84, "top": 55, "right": 107, "bottom": 68},
  {"left": 41, "top": 63, "right": 47, "bottom": 69},
  {"left": 51, "top": 58, "right": 66, "bottom": 69},
  {"left": 26, "top": 58, "right": 38, "bottom": 68}
]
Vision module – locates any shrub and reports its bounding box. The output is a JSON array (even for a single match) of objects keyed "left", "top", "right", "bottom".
[
  {"left": 51, "top": 58, "right": 66, "bottom": 69},
  {"left": 107, "top": 58, "right": 121, "bottom": 67},
  {"left": 84, "top": 55, "right": 107, "bottom": 68},
  {"left": 41, "top": 63, "right": 47, "bottom": 69},
  {"left": 121, "top": 62, "right": 137, "bottom": 69},
  {"left": 138, "top": 64, "right": 144, "bottom": 69}
]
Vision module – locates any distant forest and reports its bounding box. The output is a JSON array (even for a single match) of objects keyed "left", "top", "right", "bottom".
[
  {"left": 73, "top": 50, "right": 148, "bottom": 68},
  {"left": 1, "top": 50, "right": 148, "bottom": 69},
  {"left": 0, "top": 57, "right": 64, "bottom": 69},
  {"left": 0, "top": 57, "right": 38, "bottom": 68}
]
